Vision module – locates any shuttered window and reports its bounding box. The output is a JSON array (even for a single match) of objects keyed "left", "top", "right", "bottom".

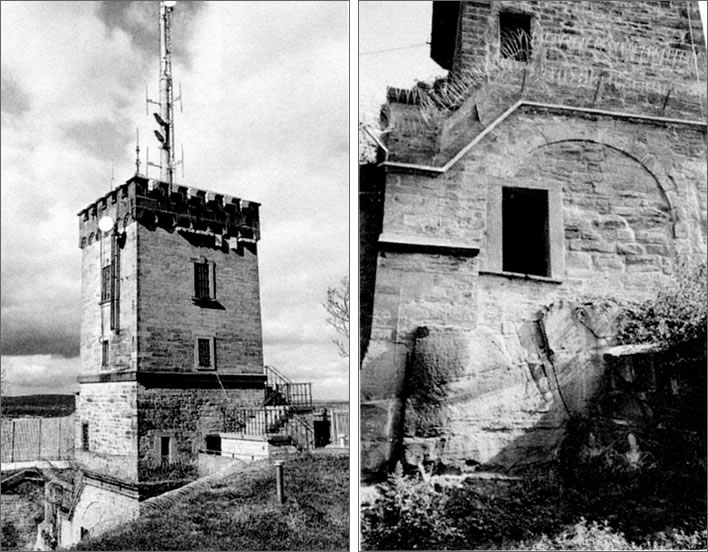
[
  {"left": 194, "top": 262, "right": 211, "bottom": 299},
  {"left": 195, "top": 337, "right": 215, "bottom": 370},
  {"left": 101, "top": 265, "right": 112, "bottom": 302}
]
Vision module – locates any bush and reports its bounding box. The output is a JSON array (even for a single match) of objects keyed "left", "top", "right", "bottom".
[
  {"left": 2, "top": 521, "right": 20, "bottom": 550},
  {"left": 525, "top": 519, "right": 641, "bottom": 550},
  {"left": 361, "top": 464, "right": 464, "bottom": 550},
  {"left": 617, "top": 261, "right": 706, "bottom": 349}
]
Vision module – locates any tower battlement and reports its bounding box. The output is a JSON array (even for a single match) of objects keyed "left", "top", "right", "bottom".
[{"left": 78, "top": 176, "right": 260, "bottom": 249}]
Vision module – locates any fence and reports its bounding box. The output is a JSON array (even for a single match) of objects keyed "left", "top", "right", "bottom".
[
  {"left": 330, "top": 410, "right": 350, "bottom": 446},
  {"left": 0, "top": 415, "right": 75, "bottom": 463}
]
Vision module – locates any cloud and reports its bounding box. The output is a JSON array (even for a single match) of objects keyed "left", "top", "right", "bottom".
[
  {"left": 2, "top": 355, "right": 80, "bottom": 397},
  {"left": 0, "top": 1, "right": 349, "bottom": 401}
]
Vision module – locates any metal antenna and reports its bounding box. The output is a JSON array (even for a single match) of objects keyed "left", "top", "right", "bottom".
[
  {"left": 146, "top": 1, "right": 178, "bottom": 184},
  {"left": 135, "top": 128, "right": 141, "bottom": 175}
]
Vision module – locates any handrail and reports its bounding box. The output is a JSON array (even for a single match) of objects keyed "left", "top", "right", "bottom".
[
  {"left": 264, "top": 365, "right": 292, "bottom": 386},
  {"left": 224, "top": 407, "right": 315, "bottom": 450}
]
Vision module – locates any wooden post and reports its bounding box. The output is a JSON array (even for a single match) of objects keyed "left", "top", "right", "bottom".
[
  {"left": 274, "top": 461, "right": 284, "bottom": 504},
  {"left": 11, "top": 421, "right": 15, "bottom": 463}
]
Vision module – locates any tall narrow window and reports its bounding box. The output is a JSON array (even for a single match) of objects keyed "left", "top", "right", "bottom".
[
  {"left": 160, "top": 436, "right": 171, "bottom": 463},
  {"left": 499, "top": 12, "right": 532, "bottom": 62},
  {"left": 193, "top": 260, "right": 216, "bottom": 301},
  {"left": 101, "top": 265, "right": 112, "bottom": 303},
  {"left": 101, "top": 341, "right": 109, "bottom": 368},
  {"left": 502, "top": 187, "right": 550, "bottom": 276},
  {"left": 195, "top": 337, "right": 215, "bottom": 370},
  {"left": 81, "top": 422, "right": 89, "bottom": 451}
]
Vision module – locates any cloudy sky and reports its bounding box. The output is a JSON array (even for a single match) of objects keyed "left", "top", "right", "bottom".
[{"left": 1, "top": 1, "right": 349, "bottom": 400}]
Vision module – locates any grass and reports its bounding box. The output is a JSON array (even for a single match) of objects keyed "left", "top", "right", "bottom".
[{"left": 75, "top": 453, "right": 348, "bottom": 551}]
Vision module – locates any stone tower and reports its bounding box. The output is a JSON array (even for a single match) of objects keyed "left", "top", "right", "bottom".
[
  {"left": 55, "top": 176, "right": 268, "bottom": 543},
  {"left": 75, "top": 175, "right": 265, "bottom": 476},
  {"left": 361, "top": 1, "right": 707, "bottom": 479}
]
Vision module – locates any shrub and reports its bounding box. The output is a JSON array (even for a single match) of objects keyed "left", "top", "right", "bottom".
[
  {"left": 2, "top": 521, "right": 20, "bottom": 550},
  {"left": 361, "top": 464, "right": 464, "bottom": 550},
  {"left": 617, "top": 261, "right": 706, "bottom": 349},
  {"left": 525, "top": 519, "right": 641, "bottom": 550}
]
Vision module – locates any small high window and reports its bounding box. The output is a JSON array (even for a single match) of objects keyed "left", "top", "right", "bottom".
[
  {"left": 101, "top": 265, "right": 112, "bottom": 303},
  {"left": 195, "top": 337, "right": 215, "bottom": 370},
  {"left": 499, "top": 12, "right": 532, "bottom": 62},
  {"left": 81, "top": 422, "right": 89, "bottom": 451},
  {"left": 160, "top": 436, "right": 171, "bottom": 463},
  {"left": 502, "top": 187, "right": 550, "bottom": 277},
  {"left": 101, "top": 341, "right": 109, "bottom": 368},
  {"left": 193, "top": 259, "right": 216, "bottom": 302}
]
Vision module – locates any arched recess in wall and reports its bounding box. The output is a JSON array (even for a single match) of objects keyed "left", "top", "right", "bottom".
[
  {"left": 74, "top": 496, "right": 132, "bottom": 539},
  {"left": 507, "top": 138, "right": 678, "bottom": 278}
]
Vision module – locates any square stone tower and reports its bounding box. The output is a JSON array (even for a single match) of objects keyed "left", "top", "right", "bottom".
[{"left": 74, "top": 175, "right": 266, "bottom": 486}]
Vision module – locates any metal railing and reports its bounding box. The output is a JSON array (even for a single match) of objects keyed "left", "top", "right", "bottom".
[
  {"left": 264, "top": 365, "right": 312, "bottom": 409},
  {"left": 330, "top": 410, "right": 350, "bottom": 446},
  {"left": 222, "top": 407, "right": 314, "bottom": 451}
]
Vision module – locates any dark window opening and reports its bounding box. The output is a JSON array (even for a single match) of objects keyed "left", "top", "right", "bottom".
[
  {"left": 101, "top": 341, "right": 109, "bottom": 368},
  {"left": 205, "top": 434, "right": 221, "bottom": 455},
  {"left": 502, "top": 187, "right": 550, "bottom": 276},
  {"left": 197, "top": 338, "right": 212, "bottom": 369},
  {"left": 500, "top": 12, "right": 532, "bottom": 62},
  {"left": 101, "top": 265, "right": 112, "bottom": 302},
  {"left": 194, "top": 262, "right": 211, "bottom": 300},
  {"left": 80, "top": 527, "right": 89, "bottom": 540},
  {"left": 160, "top": 436, "right": 171, "bottom": 462},
  {"left": 81, "top": 422, "right": 89, "bottom": 451}
]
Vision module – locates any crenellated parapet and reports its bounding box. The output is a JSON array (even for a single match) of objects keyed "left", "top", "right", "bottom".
[{"left": 78, "top": 176, "right": 260, "bottom": 249}]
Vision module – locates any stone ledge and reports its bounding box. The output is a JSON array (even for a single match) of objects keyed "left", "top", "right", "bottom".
[
  {"left": 379, "top": 233, "right": 480, "bottom": 257},
  {"left": 479, "top": 269, "right": 564, "bottom": 284},
  {"left": 78, "top": 371, "right": 266, "bottom": 389}
]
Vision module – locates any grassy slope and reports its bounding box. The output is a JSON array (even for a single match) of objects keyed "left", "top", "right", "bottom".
[{"left": 76, "top": 453, "right": 349, "bottom": 551}]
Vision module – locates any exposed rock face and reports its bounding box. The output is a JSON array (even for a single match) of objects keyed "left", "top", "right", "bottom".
[{"left": 394, "top": 301, "right": 620, "bottom": 474}]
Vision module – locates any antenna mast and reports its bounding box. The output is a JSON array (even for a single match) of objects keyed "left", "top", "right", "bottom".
[{"left": 154, "top": 1, "right": 176, "bottom": 183}]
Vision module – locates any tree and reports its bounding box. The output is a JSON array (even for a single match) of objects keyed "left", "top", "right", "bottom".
[{"left": 323, "top": 277, "right": 350, "bottom": 358}]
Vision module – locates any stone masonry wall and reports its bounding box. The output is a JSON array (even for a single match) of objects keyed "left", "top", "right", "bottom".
[
  {"left": 137, "top": 387, "right": 263, "bottom": 467},
  {"left": 75, "top": 382, "right": 138, "bottom": 481},
  {"left": 136, "top": 224, "right": 264, "bottom": 374},
  {"left": 388, "top": 1, "right": 706, "bottom": 164},
  {"left": 453, "top": 1, "right": 706, "bottom": 78},
  {"left": 80, "top": 222, "right": 138, "bottom": 375},
  {"left": 451, "top": 1, "right": 706, "bottom": 112},
  {"left": 362, "top": 108, "right": 707, "bottom": 476},
  {"left": 62, "top": 482, "right": 139, "bottom": 548}
]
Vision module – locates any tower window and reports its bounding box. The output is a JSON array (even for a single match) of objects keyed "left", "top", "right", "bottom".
[
  {"left": 193, "top": 260, "right": 216, "bottom": 302},
  {"left": 101, "top": 341, "right": 109, "bottom": 368},
  {"left": 101, "top": 265, "right": 112, "bottom": 303},
  {"left": 81, "top": 422, "right": 89, "bottom": 451},
  {"left": 499, "top": 12, "right": 532, "bottom": 62},
  {"left": 502, "top": 187, "right": 550, "bottom": 276},
  {"left": 160, "top": 436, "right": 171, "bottom": 462},
  {"left": 195, "top": 337, "right": 215, "bottom": 370}
]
